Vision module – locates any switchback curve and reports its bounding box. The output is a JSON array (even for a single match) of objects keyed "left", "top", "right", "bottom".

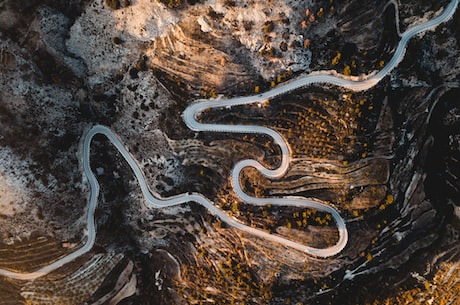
[{"left": 0, "top": 0, "right": 457, "bottom": 280}]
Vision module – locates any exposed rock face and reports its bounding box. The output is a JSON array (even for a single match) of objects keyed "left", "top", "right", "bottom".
[{"left": 0, "top": 0, "right": 458, "bottom": 304}]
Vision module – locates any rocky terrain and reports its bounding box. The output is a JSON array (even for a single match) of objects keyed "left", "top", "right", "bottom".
[{"left": 0, "top": 0, "right": 459, "bottom": 304}]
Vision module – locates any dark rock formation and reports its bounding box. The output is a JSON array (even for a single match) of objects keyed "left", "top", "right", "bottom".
[{"left": 0, "top": 0, "right": 458, "bottom": 304}]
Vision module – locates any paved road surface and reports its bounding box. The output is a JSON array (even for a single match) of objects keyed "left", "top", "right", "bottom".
[{"left": 0, "top": 0, "right": 457, "bottom": 280}]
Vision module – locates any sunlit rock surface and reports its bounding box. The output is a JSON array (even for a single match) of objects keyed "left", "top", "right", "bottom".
[{"left": 0, "top": 0, "right": 458, "bottom": 304}]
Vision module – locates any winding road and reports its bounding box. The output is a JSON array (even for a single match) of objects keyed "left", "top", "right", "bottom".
[{"left": 0, "top": 0, "right": 457, "bottom": 281}]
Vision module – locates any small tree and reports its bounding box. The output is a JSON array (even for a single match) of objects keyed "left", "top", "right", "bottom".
[{"left": 331, "top": 52, "right": 341, "bottom": 65}]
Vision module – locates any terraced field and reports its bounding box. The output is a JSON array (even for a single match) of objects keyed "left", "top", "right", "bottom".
[
  {"left": 0, "top": 235, "right": 72, "bottom": 273},
  {"left": 20, "top": 253, "right": 124, "bottom": 305}
]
